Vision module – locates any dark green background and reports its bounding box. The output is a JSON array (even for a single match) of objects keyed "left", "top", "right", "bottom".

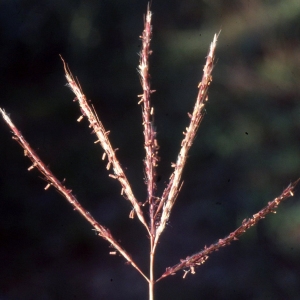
[{"left": 1, "top": 0, "right": 300, "bottom": 299}]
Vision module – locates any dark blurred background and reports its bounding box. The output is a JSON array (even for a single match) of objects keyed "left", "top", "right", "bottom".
[{"left": 1, "top": 0, "right": 300, "bottom": 299}]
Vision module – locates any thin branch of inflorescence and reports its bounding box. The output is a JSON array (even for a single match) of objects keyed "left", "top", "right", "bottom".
[
  {"left": 138, "top": 5, "right": 159, "bottom": 212},
  {"left": 0, "top": 108, "right": 149, "bottom": 283},
  {"left": 154, "top": 32, "right": 220, "bottom": 248},
  {"left": 59, "top": 56, "right": 150, "bottom": 236},
  {"left": 156, "top": 178, "right": 300, "bottom": 282},
  {"left": 137, "top": 5, "right": 157, "bottom": 300}
]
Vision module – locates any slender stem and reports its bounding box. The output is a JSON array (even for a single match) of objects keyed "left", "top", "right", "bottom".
[
  {"left": 149, "top": 254, "right": 154, "bottom": 300},
  {"left": 149, "top": 237, "right": 155, "bottom": 300}
]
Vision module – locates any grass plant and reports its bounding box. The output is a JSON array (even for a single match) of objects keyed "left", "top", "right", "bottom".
[{"left": 1, "top": 4, "right": 299, "bottom": 300}]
